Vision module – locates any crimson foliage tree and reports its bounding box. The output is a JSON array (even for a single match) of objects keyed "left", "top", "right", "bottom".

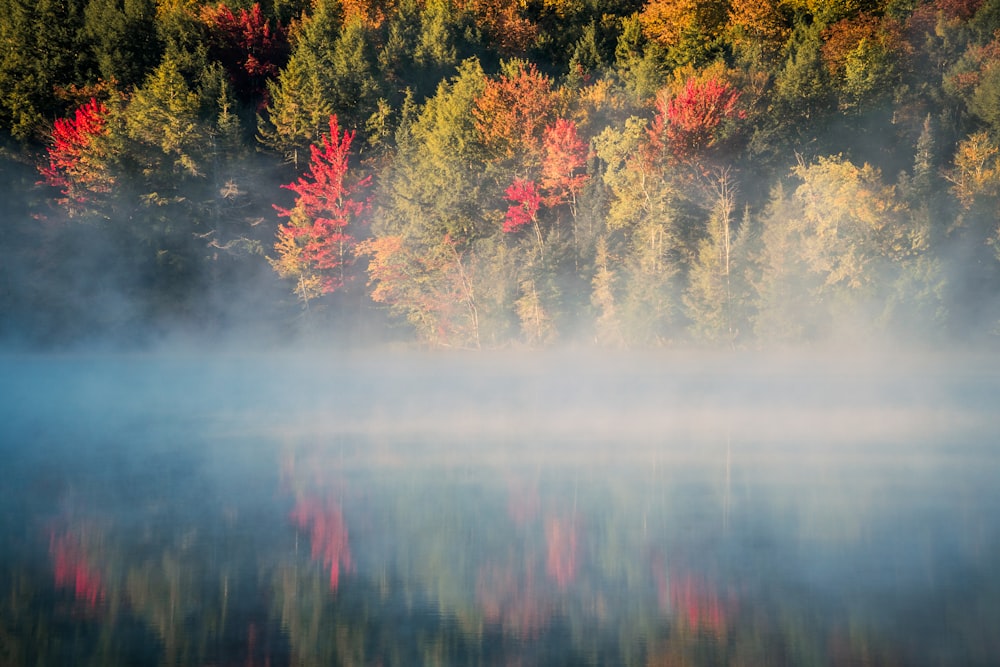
[
  {"left": 39, "top": 97, "right": 113, "bottom": 214},
  {"left": 201, "top": 2, "right": 288, "bottom": 106},
  {"left": 648, "top": 77, "right": 744, "bottom": 166},
  {"left": 503, "top": 178, "right": 542, "bottom": 233},
  {"left": 271, "top": 115, "right": 371, "bottom": 300}
]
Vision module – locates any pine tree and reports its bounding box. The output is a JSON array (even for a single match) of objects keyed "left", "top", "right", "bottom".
[
  {"left": 258, "top": 0, "right": 339, "bottom": 165},
  {"left": 82, "top": 0, "right": 161, "bottom": 89}
]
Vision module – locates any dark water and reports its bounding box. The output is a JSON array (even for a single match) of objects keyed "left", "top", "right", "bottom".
[{"left": 2, "top": 350, "right": 999, "bottom": 666}]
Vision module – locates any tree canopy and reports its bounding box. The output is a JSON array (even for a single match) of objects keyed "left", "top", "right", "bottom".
[{"left": 4, "top": 0, "right": 1000, "bottom": 347}]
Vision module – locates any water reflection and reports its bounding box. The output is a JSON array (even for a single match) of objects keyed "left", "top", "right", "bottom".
[{"left": 1, "top": 352, "right": 999, "bottom": 666}]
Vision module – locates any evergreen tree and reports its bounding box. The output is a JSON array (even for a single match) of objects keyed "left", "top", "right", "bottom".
[
  {"left": 82, "top": 0, "right": 161, "bottom": 89},
  {"left": 0, "top": 0, "right": 89, "bottom": 139},
  {"left": 259, "top": 0, "right": 340, "bottom": 165},
  {"left": 327, "top": 16, "right": 384, "bottom": 133}
]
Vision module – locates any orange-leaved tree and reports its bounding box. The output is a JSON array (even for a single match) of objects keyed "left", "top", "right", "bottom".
[
  {"left": 473, "top": 60, "right": 557, "bottom": 164},
  {"left": 270, "top": 114, "right": 371, "bottom": 304}
]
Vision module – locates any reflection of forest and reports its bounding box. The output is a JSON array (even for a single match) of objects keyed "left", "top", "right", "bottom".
[{"left": 1, "top": 429, "right": 998, "bottom": 666}]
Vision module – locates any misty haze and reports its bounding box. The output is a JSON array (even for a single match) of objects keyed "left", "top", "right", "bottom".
[
  {"left": 2, "top": 349, "right": 999, "bottom": 665},
  {"left": 3, "top": 0, "right": 1000, "bottom": 663}
]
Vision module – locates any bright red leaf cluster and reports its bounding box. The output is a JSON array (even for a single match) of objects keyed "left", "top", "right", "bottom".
[
  {"left": 274, "top": 115, "right": 371, "bottom": 294},
  {"left": 649, "top": 77, "right": 744, "bottom": 164},
  {"left": 201, "top": 3, "right": 288, "bottom": 105},
  {"left": 39, "top": 97, "right": 112, "bottom": 210},
  {"left": 290, "top": 496, "right": 352, "bottom": 591},
  {"left": 502, "top": 119, "right": 589, "bottom": 234},
  {"left": 503, "top": 178, "right": 542, "bottom": 232},
  {"left": 50, "top": 529, "right": 105, "bottom": 608}
]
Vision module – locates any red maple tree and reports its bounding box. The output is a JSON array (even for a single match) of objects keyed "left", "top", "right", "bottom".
[
  {"left": 273, "top": 115, "right": 371, "bottom": 295},
  {"left": 502, "top": 178, "right": 542, "bottom": 233},
  {"left": 201, "top": 2, "right": 289, "bottom": 106},
  {"left": 39, "top": 97, "right": 113, "bottom": 213},
  {"left": 648, "top": 76, "right": 744, "bottom": 166},
  {"left": 540, "top": 118, "right": 589, "bottom": 208}
]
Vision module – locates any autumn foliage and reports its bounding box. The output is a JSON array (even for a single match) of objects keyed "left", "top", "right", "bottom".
[
  {"left": 201, "top": 3, "right": 289, "bottom": 105},
  {"left": 272, "top": 115, "right": 371, "bottom": 296},
  {"left": 502, "top": 119, "right": 589, "bottom": 236},
  {"left": 463, "top": 0, "right": 539, "bottom": 55},
  {"left": 11, "top": 0, "right": 1000, "bottom": 348},
  {"left": 474, "top": 62, "right": 557, "bottom": 162},
  {"left": 39, "top": 97, "right": 113, "bottom": 212},
  {"left": 358, "top": 234, "right": 482, "bottom": 346},
  {"left": 648, "top": 76, "right": 744, "bottom": 165},
  {"left": 540, "top": 119, "right": 589, "bottom": 207},
  {"left": 503, "top": 178, "right": 542, "bottom": 232}
]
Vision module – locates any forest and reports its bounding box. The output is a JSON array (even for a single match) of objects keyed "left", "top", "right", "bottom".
[{"left": 3, "top": 0, "right": 1000, "bottom": 348}]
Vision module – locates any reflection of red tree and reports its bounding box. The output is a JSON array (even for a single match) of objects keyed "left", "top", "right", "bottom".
[
  {"left": 476, "top": 562, "right": 549, "bottom": 637},
  {"left": 49, "top": 529, "right": 104, "bottom": 608},
  {"left": 652, "top": 554, "right": 732, "bottom": 636},
  {"left": 290, "top": 497, "right": 352, "bottom": 591},
  {"left": 667, "top": 569, "right": 729, "bottom": 635},
  {"left": 545, "top": 517, "right": 577, "bottom": 589}
]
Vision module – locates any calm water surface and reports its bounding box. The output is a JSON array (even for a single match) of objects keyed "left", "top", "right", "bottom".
[{"left": 1, "top": 350, "right": 998, "bottom": 666}]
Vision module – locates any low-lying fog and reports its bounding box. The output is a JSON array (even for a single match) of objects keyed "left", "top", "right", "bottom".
[{"left": 4, "top": 345, "right": 995, "bottom": 446}]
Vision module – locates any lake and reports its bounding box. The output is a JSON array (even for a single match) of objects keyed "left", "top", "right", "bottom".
[{"left": 1, "top": 349, "right": 998, "bottom": 666}]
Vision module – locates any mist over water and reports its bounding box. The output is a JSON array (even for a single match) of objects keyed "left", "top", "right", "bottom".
[{"left": 2, "top": 346, "right": 999, "bottom": 666}]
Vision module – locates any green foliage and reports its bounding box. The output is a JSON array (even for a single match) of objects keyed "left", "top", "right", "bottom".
[
  {"left": 774, "top": 27, "right": 836, "bottom": 127},
  {"left": 683, "top": 171, "right": 751, "bottom": 344},
  {"left": 752, "top": 156, "right": 935, "bottom": 342},
  {"left": 614, "top": 14, "right": 668, "bottom": 104},
  {"left": 82, "top": 0, "right": 161, "bottom": 88},
  {"left": 414, "top": 0, "right": 460, "bottom": 70},
  {"left": 969, "top": 62, "right": 1000, "bottom": 136},
  {"left": 382, "top": 58, "right": 488, "bottom": 244},
  {"left": 0, "top": 0, "right": 88, "bottom": 139},
  {"left": 126, "top": 54, "right": 205, "bottom": 177},
  {"left": 155, "top": 0, "right": 211, "bottom": 79},
  {"left": 327, "top": 17, "right": 384, "bottom": 132},
  {"left": 258, "top": 0, "right": 340, "bottom": 164}
]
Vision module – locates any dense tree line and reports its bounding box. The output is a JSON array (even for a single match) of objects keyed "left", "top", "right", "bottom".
[{"left": 3, "top": 0, "right": 1000, "bottom": 347}]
